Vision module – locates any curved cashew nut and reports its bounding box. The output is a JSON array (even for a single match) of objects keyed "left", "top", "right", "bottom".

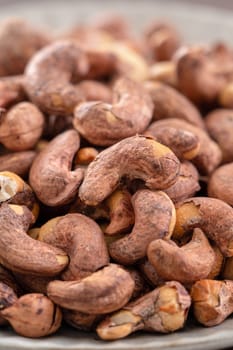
[
  {"left": 174, "top": 197, "right": 233, "bottom": 256},
  {"left": 97, "top": 281, "right": 191, "bottom": 340},
  {"left": 47, "top": 264, "right": 135, "bottom": 314},
  {"left": 147, "top": 118, "right": 222, "bottom": 175},
  {"left": 1, "top": 293, "right": 62, "bottom": 337},
  {"left": 109, "top": 190, "right": 176, "bottom": 264},
  {"left": 25, "top": 41, "right": 89, "bottom": 115},
  {"left": 63, "top": 309, "right": 101, "bottom": 331},
  {"left": 79, "top": 135, "right": 180, "bottom": 206},
  {"left": 144, "top": 81, "right": 204, "bottom": 128},
  {"left": 0, "top": 203, "right": 68, "bottom": 276},
  {"left": 73, "top": 77, "right": 153, "bottom": 146},
  {"left": 0, "top": 102, "right": 44, "bottom": 151},
  {"left": 208, "top": 163, "right": 233, "bottom": 207},
  {"left": 38, "top": 213, "right": 109, "bottom": 280},
  {"left": 191, "top": 280, "right": 233, "bottom": 326},
  {"left": 177, "top": 45, "right": 233, "bottom": 105},
  {"left": 29, "top": 129, "right": 84, "bottom": 206},
  {"left": 148, "top": 228, "right": 215, "bottom": 284},
  {"left": 164, "top": 161, "right": 200, "bottom": 203},
  {"left": 139, "top": 258, "right": 164, "bottom": 287},
  {"left": 145, "top": 126, "right": 200, "bottom": 161}
]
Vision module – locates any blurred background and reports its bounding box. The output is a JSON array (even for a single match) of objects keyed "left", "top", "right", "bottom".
[{"left": 0, "top": 0, "right": 233, "bottom": 43}]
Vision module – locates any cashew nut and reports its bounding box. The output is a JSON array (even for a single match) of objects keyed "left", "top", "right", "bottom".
[
  {"left": 47, "top": 264, "right": 135, "bottom": 314},
  {"left": 191, "top": 279, "right": 233, "bottom": 326},
  {"left": 38, "top": 213, "right": 109, "bottom": 280},
  {"left": 0, "top": 203, "right": 68, "bottom": 275},
  {"left": 29, "top": 129, "right": 84, "bottom": 206},
  {"left": 148, "top": 228, "right": 215, "bottom": 283},
  {"left": 208, "top": 163, "right": 233, "bottom": 206},
  {"left": 79, "top": 135, "right": 180, "bottom": 206},
  {"left": 1, "top": 293, "right": 62, "bottom": 337},
  {"left": 73, "top": 77, "right": 153, "bottom": 146},
  {"left": 174, "top": 197, "right": 233, "bottom": 256},
  {"left": 147, "top": 118, "right": 222, "bottom": 175},
  {"left": 0, "top": 75, "right": 25, "bottom": 108},
  {"left": 0, "top": 151, "right": 36, "bottom": 178},
  {"left": 97, "top": 281, "right": 191, "bottom": 340},
  {"left": 0, "top": 102, "right": 44, "bottom": 151},
  {"left": 109, "top": 190, "right": 175, "bottom": 264}
]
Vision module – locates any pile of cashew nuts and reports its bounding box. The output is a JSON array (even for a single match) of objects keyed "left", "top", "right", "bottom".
[{"left": 0, "top": 14, "right": 233, "bottom": 340}]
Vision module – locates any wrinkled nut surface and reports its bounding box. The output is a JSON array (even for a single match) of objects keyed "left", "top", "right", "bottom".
[
  {"left": 97, "top": 281, "right": 191, "bottom": 340},
  {"left": 29, "top": 130, "right": 84, "bottom": 206},
  {"left": 25, "top": 41, "right": 89, "bottom": 115},
  {"left": 208, "top": 163, "right": 233, "bottom": 207},
  {"left": 205, "top": 109, "right": 233, "bottom": 163},
  {"left": 0, "top": 203, "right": 68, "bottom": 276},
  {"left": 148, "top": 228, "right": 215, "bottom": 284},
  {"left": 38, "top": 213, "right": 109, "bottom": 280},
  {"left": 174, "top": 197, "right": 233, "bottom": 256},
  {"left": 0, "top": 18, "right": 50, "bottom": 76},
  {"left": 74, "top": 77, "right": 153, "bottom": 146},
  {"left": 47, "top": 264, "right": 135, "bottom": 314},
  {"left": 164, "top": 161, "right": 200, "bottom": 203},
  {"left": 147, "top": 118, "right": 222, "bottom": 175},
  {"left": 79, "top": 135, "right": 180, "bottom": 206},
  {"left": 0, "top": 102, "right": 44, "bottom": 151},
  {"left": 144, "top": 81, "right": 204, "bottom": 128},
  {"left": 0, "top": 75, "right": 25, "bottom": 108},
  {"left": 191, "top": 280, "right": 233, "bottom": 326},
  {"left": 1, "top": 293, "right": 62, "bottom": 337},
  {"left": 109, "top": 190, "right": 176, "bottom": 264}
]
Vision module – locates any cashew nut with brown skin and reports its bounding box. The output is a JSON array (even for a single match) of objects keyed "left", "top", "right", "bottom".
[
  {"left": 139, "top": 258, "right": 164, "bottom": 287},
  {"left": 97, "top": 281, "right": 191, "bottom": 340},
  {"left": 38, "top": 213, "right": 109, "bottom": 280},
  {"left": 0, "top": 203, "right": 68, "bottom": 276},
  {"left": 205, "top": 109, "right": 233, "bottom": 164},
  {"left": 109, "top": 190, "right": 176, "bottom": 265},
  {"left": 147, "top": 118, "right": 222, "bottom": 175},
  {"left": 79, "top": 135, "right": 180, "bottom": 206},
  {"left": 1, "top": 293, "right": 62, "bottom": 338},
  {"left": 0, "top": 102, "right": 44, "bottom": 151},
  {"left": 73, "top": 77, "right": 153, "bottom": 146},
  {"left": 208, "top": 163, "right": 233, "bottom": 207},
  {"left": 144, "top": 81, "right": 204, "bottom": 128},
  {"left": 47, "top": 264, "right": 135, "bottom": 314},
  {"left": 147, "top": 228, "right": 215, "bottom": 284},
  {"left": 174, "top": 197, "right": 233, "bottom": 257},
  {"left": 29, "top": 129, "right": 84, "bottom": 206},
  {"left": 0, "top": 151, "right": 36, "bottom": 178},
  {"left": 0, "top": 75, "right": 26, "bottom": 108},
  {"left": 0, "top": 18, "right": 50, "bottom": 76},
  {"left": 191, "top": 280, "right": 233, "bottom": 327}
]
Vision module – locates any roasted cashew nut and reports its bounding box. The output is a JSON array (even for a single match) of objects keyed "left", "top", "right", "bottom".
[
  {"left": 97, "top": 281, "right": 191, "bottom": 340},
  {"left": 148, "top": 228, "right": 215, "bottom": 284},
  {"left": 25, "top": 41, "right": 89, "bottom": 115},
  {"left": 0, "top": 75, "right": 25, "bottom": 108},
  {"left": 174, "top": 197, "right": 233, "bottom": 256},
  {"left": 79, "top": 135, "right": 180, "bottom": 206},
  {"left": 1, "top": 293, "right": 62, "bottom": 337},
  {"left": 191, "top": 280, "right": 233, "bottom": 326},
  {"left": 208, "top": 163, "right": 233, "bottom": 207},
  {"left": 0, "top": 203, "right": 68, "bottom": 276},
  {"left": 47, "top": 264, "right": 135, "bottom": 314},
  {"left": 0, "top": 151, "right": 36, "bottom": 178},
  {"left": 73, "top": 77, "right": 153, "bottom": 146},
  {"left": 38, "top": 213, "right": 109, "bottom": 280},
  {"left": 29, "top": 129, "right": 84, "bottom": 206},
  {"left": 109, "top": 190, "right": 176, "bottom": 265},
  {"left": 147, "top": 118, "right": 222, "bottom": 175}
]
